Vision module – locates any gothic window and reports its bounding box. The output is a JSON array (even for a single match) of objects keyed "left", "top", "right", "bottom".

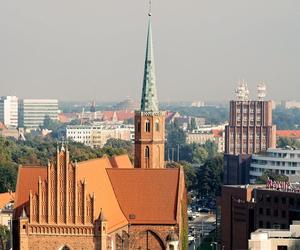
[
  {"left": 145, "top": 146, "right": 150, "bottom": 158},
  {"left": 155, "top": 119, "right": 159, "bottom": 131},
  {"left": 145, "top": 119, "right": 151, "bottom": 132},
  {"left": 137, "top": 121, "right": 141, "bottom": 132}
]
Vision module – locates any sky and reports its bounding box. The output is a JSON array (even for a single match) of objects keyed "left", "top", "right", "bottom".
[{"left": 0, "top": 1, "right": 299, "bottom": 102}]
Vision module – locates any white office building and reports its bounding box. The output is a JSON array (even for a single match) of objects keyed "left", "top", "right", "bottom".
[
  {"left": 0, "top": 96, "right": 19, "bottom": 128},
  {"left": 18, "top": 99, "right": 58, "bottom": 129},
  {"left": 250, "top": 148, "right": 300, "bottom": 183},
  {"left": 66, "top": 122, "right": 134, "bottom": 148}
]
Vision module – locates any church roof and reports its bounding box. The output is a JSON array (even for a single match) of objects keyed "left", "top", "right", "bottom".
[
  {"left": 140, "top": 15, "right": 159, "bottom": 112},
  {"left": 107, "top": 168, "right": 180, "bottom": 224},
  {"left": 14, "top": 154, "right": 183, "bottom": 232}
]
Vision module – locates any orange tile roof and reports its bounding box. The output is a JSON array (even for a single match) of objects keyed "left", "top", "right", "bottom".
[
  {"left": 107, "top": 168, "right": 180, "bottom": 224},
  {"left": 212, "top": 129, "right": 223, "bottom": 138},
  {"left": 276, "top": 130, "right": 300, "bottom": 139},
  {"left": 77, "top": 158, "right": 128, "bottom": 232},
  {"left": 14, "top": 166, "right": 47, "bottom": 218},
  {"left": 109, "top": 155, "right": 133, "bottom": 168},
  {"left": 0, "top": 192, "right": 14, "bottom": 209}
]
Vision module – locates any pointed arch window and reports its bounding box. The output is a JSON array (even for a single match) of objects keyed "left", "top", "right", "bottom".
[
  {"left": 145, "top": 119, "right": 151, "bottom": 132},
  {"left": 155, "top": 119, "right": 160, "bottom": 131},
  {"left": 145, "top": 146, "right": 150, "bottom": 158}
]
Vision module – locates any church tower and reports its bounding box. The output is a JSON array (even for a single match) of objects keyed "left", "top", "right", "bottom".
[{"left": 134, "top": 10, "right": 165, "bottom": 169}]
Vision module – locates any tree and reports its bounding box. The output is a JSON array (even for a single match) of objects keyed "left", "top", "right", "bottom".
[
  {"left": 104, "top": 139, "right": 133, "bottom": 156},
  {"left": 196, "top": 155, "right": 223, "bottom": 198},
  {"left": 256, "top": 170, "right": 288, "bottom": 184},
  {"left": 0, "top": 165, "right": 17, "bottom": 193},
  {"left": 0, "top": 225, "right": 10, "bottom": 250},
  {"left": 277, "top": 137, "right": 300, "bottom": 149}
]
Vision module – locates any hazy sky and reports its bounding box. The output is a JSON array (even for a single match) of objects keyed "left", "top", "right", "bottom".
[{"left": 0, "top": 1, "right": 299, "bottom": 102}]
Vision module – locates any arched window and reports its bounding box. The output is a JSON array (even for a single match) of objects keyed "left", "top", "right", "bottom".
[
  {"left": 60, "top": 246, "right": 71, "bottom": 250},
  {"left": 155, "top": 119, "right": 160, "bottom": 131},
  {"left": 137, "top": 121, "right": 141, "bottom": 132},
  {"left": 145, "top": 119, "right": 151, "bottom": 132},
  {"left": 145, "top": 146, "right": 150, "bottom": 158}
]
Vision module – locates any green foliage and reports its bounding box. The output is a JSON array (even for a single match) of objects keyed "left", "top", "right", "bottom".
[
  {"left": 166, "top": 123, "right": 187, "bottom": 150},
  {"left": 196, "top": 155, "right": 223, "bottom": 197},
  {"left": 273, "top": 108, "right": 300, "bottom": 130},
  {"left": 277, "top": 137, "right": 300, "bottom": 149},
  {"left": 0, "top": 225, "right": 10, "bottom": 250},
  {"left": 0, "top": 165, "right": 17, "bottom": 193},
  {"left": 197, "top": 230, "right": 217, "bottom": 250},
  {"left": 104, "top": 138, "right": 133, "bottom": 156},
  {"left": 256, "top": 170, "right": 288, "bottom": 184},
  {"left": 180, "top": 143, "right": 208, "bottom": 165},
  {"left": 166, "top": 161, "right": 196, "bottom": 191},
  {"left": 181, "top": 200, "right": 189, "bottom": 250}
]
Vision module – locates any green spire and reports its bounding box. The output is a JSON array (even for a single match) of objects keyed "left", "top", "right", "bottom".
[{"left": 140, "top": 14, "right": 159, "bottom": 112}]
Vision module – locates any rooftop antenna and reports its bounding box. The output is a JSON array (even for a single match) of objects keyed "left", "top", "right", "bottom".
[{"left": 257, "top": 81, "right": 267, "bottom": 101}]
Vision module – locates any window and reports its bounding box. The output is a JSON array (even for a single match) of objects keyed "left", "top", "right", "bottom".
[
  {"left": 274, "top": 196, "right": 278, "bottom": 203},
  {"left": 259, "top": 207, "right": 263, "bottom": 215},
  {"left": 259, "top": 221, "right": 263, "bottom": 227},
  {"left": 277, "top": 246, "right": 287, "bottom": 250},
  {"left": 274, "top": 209, "right": 278, "bottom": 217},
  {"left": 137, "top": 122, "right": 141, "bottom": 132},
  {"left": 155, "top": 120, "right": 159, "bottom": 131},
  {"left": 289, "top": 198, "right": 295, "bottom": 205},
  {"left": 145, "top": 146, "right": 150, "bottom": 158},
  {"left": 266, "top": 221, "right": 271, "bottom": 228},
  {"left": 282, "top": 210, "right": 286, "bottom": 218},
  {"left": 266, "top": 208, "right": 271, "bottom": 216},
  {"left": 145, "top": 120, "right": 151, "bottom": 132},
  {"left": 266, "top": 195, "right": 271, "bottom": 202},
  {"left": 282, "top": 197, "right": 286, "bottom": 204}
]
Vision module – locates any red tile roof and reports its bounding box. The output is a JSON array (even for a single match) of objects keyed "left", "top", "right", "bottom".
[
  {"left": 0, "top": 192, "right": 14, "bottom": 209},
  {"left": 14, "top": 166, "right": 47, "bottom": 218},
  {"left": 276, "top": 130, "right": 300, "bottom": 139},
  {"left": 107, "top": 168, "right": 180, "bottom": 224},
  {"left": 212, "top": 129, "right": 223, "bottom": 138},
  {"left": 109, "top": 155, "right": 133, "bottom": 168}
]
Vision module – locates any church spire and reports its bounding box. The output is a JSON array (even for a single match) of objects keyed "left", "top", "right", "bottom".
[{"left": 140, "top": 7, "right": 159, "bottom": 112}]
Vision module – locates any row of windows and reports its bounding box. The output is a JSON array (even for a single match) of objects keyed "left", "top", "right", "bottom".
[
  {"left": 258, "top": 195, "right": 299, "bottom": 205},
  {"left": 259, "top": 207, "right": 287, "bottom": 217},
  {"left": 258, "top": 220, "right": 287, "bottom": 229},
  {"left": 137, "top": 120, "right": 160, "bottom": 133}
]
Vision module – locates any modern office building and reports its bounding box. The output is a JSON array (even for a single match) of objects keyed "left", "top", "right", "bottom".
[
  {"left": 220, "top": 183, "right": 300, "bottom": 250},
  {"left": 223, "top": 81, "right": 276, "bottom": 184},
  {"left": 250, "top": 148, "right": 300, "bottom": 183},
  {"left": 18, "top": 99, "right": 58, "bottom": 129},
  {"left": 0, "top": 96, "right": 19, "bottom": 128}
]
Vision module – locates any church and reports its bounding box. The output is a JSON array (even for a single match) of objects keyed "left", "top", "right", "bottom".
[{"left": 13, "top": 11, "right": 187, "bottom": 250}]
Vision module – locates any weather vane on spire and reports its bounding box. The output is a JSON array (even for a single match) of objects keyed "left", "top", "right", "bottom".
[{"left": 148, "top": 0, "right": 152, "bottom": 16}]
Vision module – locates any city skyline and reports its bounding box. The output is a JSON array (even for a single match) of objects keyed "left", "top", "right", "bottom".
[{"left": 0, "top": 1, "right": 299, "bottom": 101}]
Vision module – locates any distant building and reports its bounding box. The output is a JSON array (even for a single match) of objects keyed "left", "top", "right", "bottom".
[
  {"left": 220, "top": 183, "right": 300, "bottom": 250},
  {"left": 66, "top": 122, "right": 134, "bottom": 148},
  {"left": 18, "top": 99, "right": 58, "bottom": 130},
  {"left": 112, "top": 97, "right": 138, "bottom": 111},
  {"left": 186, "top": 128, "right": 225, "bottom": 152},
  {"left": 282, "top": 100, "right": 300, "bottom": 109},
  {"left": 276, "top": 130, "right": 300, "bottom": 140},
  {"left": 0, "top": 96, "right": 19, "bottom": 128},
  {"left": 191, "top": 101, "right": 205, "bottom": 107},
  {"left": 250, "top": 148, "right": 300, "bottom": 183},
  {"left": 0, "top": 192, "right": 14, "bottom": 230},
  {"left": 249, "top": 221, "right": 300, "bottom": 250}
]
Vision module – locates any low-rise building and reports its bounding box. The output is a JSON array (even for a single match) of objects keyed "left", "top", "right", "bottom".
[
  {"left": 0, "top": 192, "right": 14, "bottom": 230},
  {"left": 66, "top": 122, "right": 134, "bottom": 148},
  {"left": 249, "top": 221, "right": 300, "bottom": 250},
  {"left": 250, "top": 148, "right": 300, "bottom": 183}
]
